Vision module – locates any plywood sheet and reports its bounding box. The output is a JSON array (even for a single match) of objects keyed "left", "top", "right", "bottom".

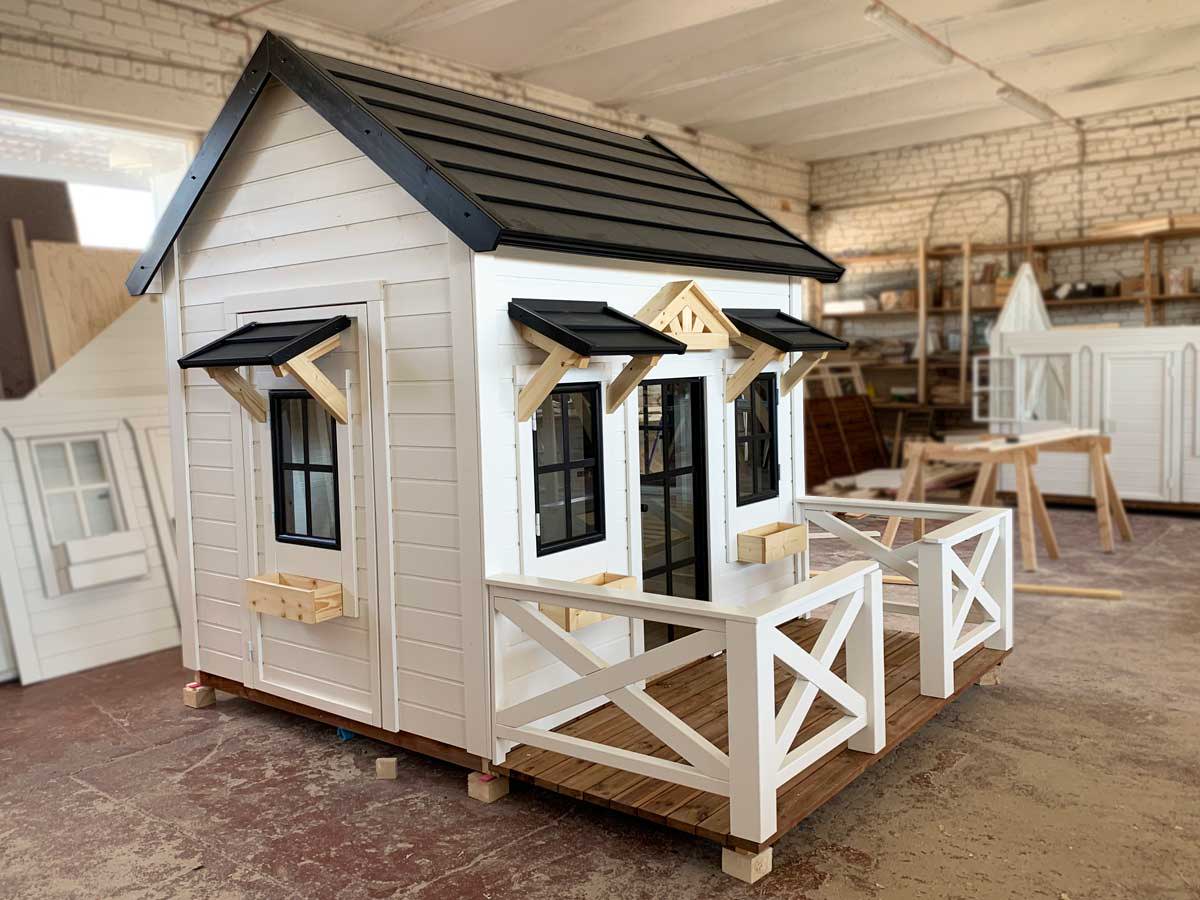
[{"left": 29, "top": 241, "right": 139, "bottom": 368}]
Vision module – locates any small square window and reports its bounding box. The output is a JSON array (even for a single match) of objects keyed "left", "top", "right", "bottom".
[
  {"left": 734, "top": 373, "right": 779, "bottom": 506},
  {"left": 270, "top": 392, "right": 340, "bottom": 549},
  {"left": 533, "top": 383, "right": 604, "bottom": 555},
  {"left": 32, "top": 437, "right": 122, "bottom": 544}
]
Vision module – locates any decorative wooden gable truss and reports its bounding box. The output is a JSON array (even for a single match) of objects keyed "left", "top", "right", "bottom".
[
  {"left": 721, "top": 309, "right": 848, "bottom": 402},
  {"left": 177, "top": 316, "right": 353, "bottom": 425},
  {"left": 635, "top": 280, "right": 740, "bottom": 351},
  {"left": 509, "top": 299, "right": 687, "bottom": 420}
]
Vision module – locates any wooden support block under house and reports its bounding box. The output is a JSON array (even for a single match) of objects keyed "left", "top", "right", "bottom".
[
  {"left": 183, "top": 682, "right": 215, "bottom": 709},
  {"left": 467, "top": 771, "right": 510, "bottom": 803}
]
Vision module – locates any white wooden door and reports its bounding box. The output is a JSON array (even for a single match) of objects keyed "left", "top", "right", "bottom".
[
  {"left": 241, "top": 303, "right": 382, "bottom": 726},
  {"left": 1097, "top": 350, "right": 1178, "bottom": 502}
]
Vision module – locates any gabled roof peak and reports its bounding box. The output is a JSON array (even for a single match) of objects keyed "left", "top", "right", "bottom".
[{"left": 127, "top": 32, "right": 844, "bottom": 296}]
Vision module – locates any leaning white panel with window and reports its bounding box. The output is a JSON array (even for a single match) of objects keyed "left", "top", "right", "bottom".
[{"left": 9, "top": 422, "right": 148, "bottom": 595}]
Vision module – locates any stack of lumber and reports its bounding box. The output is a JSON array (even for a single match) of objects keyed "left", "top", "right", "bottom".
[
  {"left": 1089, "top": 213, "right": 1200, "bottom": 238},
  {"left": 812, "top": 462, "right": 977, "bottom": 500}
]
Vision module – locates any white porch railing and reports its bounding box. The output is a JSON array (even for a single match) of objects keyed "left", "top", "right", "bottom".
[
  {"left": 486, "top": 561, "right": 885, "bottom": 845},
  {"left": 795, "top": 496, "right": 1014, "bottom": 698}
]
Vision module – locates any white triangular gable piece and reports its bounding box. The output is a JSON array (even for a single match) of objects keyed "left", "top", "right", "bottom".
[
  {"left": 635, "top": 280, "right": 740, "bottom": 349},
  {"left": 989, "top": 262, "right": 1051, "bottom": 348}
]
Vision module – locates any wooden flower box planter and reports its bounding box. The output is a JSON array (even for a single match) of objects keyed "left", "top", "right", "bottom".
[
  {"left": 539, "top": 572, "right": 637, "bottom": 632},
  {"left": 245, "top": 572, "right": 343, "bottom": 624},
  {"left": 736, "top": 522, "right": 808, "bottom": 564}
]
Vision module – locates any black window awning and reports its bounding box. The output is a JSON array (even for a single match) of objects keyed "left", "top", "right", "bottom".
[
  {"left": 509, "top": 299, "right": 687, "bottom": 358},
  {"left": 177, "top": 316, "right": 352, "bottom": 369},
  {"left": 721, "top": 309, "right": 847, "bottom": 353}
]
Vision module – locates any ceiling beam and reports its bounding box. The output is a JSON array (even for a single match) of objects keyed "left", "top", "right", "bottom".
[
  {"left": 378, "top": 0, "right": 530, "bottom": 39},
  {"left": 502, "top": 0, "right": 787, "bottom": 77},
  {"left": 710, "top": 25, "right": 1200, "bottom": 150},
  {"left": 777, "top": 67, "right": 1200, "bottom": 160},
  {"left": 631, "top": 0, "right": 1200, "bottom": 129}
]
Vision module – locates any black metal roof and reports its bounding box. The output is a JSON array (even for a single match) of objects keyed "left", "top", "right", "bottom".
[
  {"left": 126, "top": 32, "right": 844, "bottom": 296},
  {"left": 177, "top": 316, "right": 351, "bottom": 369},
  {"left": 721, "top": 309, "right": 848, "bottom": 352},
  {"left": 509, "top": 299, "right": 687, "bottom": 358}
]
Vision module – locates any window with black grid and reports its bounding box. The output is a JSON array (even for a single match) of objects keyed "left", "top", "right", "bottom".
[
  {"left": 270, "top": 391, "right": 340, "bottom": 549},
  {"left": 533, "top": 383, "right": 604, "bottom": 555},
  {"left": 734, "top": 373, "right": 779, "bottom": 506}
]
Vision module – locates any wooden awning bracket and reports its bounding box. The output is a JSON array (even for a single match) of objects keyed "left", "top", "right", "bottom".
[
  {"left": 206, "top": 334, "right": 349, "bottom": 425},
  {"left": 606, "top": 354, "right": 661, "bottom": 413},
  {"left": 278, "top": 334, "right": 348, "bottom": 424},
  {"left": 724, "top": 337, "right": 785, "bottom": 403},
  {"left": 636, "top": 280, "right": 740, "bottom": 350},
  {"left": 780, "top": 351, "right": 828, "bottom": 397},
  {"left": 516, "top": 326, "right": 590, "bottom": 422},
  {"left": 206, "top": 366, "right": 267, "bottom": 423}
]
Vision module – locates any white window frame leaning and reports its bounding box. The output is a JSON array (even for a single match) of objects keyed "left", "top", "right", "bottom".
[{"left": 7, "top": 421, "right": 140, "bottom": 598}]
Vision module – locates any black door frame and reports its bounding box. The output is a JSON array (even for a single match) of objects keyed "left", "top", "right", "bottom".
[{"left": 638, "top": 377, "right": 710, "bottom": 603}]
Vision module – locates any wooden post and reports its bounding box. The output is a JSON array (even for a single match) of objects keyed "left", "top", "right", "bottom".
[
  {"left": 724, "top": 621, "right": 776, "bottom": 844},
  {"left": 917, "top": 236, "right": 929, "bottom": 405},
  {"left": 984, "top": 511, "right": 1014, "bottom": 652},
  {"left": 1103, "top": 455, "right": 1133, "bottom": 542},
  {"left": 882, "top": 442, "right": 923, "bottom": 547},
  {"left": 1142, "top": 237, "right": 1153, "bottom": 326},
  {"left": 1013, "top": 450, "right": 1039, "bottom": 572},
  {"left": 1090, "top": 441, "right": 1114, "bottom": 552},
  {"left": 917, "top": 540, "right": 954, "bottom": 698},
  {"left": 845, "top": 568, "right": 885, "bottom": 753},
  {"left": 959, "top": 240, "right": 972, "bottom": 404}
]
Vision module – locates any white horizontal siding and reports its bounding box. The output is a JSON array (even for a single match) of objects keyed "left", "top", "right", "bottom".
[{"left": 175, "top": 86, "right": 470, "bottom": 745}]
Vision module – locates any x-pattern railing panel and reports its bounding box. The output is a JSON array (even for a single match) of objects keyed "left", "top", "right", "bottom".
[
  {"left": 797, "top": 496, "right": 1013, "bottom": 700},
  {"left": 772, "top": 588, "right": 864, "bottom": 761},
  {"left": 493, "top": 595, "right": 731, "bottom": 787}
]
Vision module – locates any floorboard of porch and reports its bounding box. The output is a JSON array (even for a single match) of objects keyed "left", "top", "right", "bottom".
[{"left": 493, "top": 618, "right": 1008, "bottom": 853}]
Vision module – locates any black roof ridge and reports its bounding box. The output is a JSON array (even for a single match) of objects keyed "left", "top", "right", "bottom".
[{"left": 127, "top": 32, "right": 844, "bottom": 297}]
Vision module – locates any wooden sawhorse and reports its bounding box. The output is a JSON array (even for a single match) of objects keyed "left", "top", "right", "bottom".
[{"left": 883, "top": 431, "right": 1132, "bottom": 572}]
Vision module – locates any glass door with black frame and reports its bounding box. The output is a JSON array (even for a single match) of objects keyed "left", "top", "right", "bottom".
[{"left": 639, "top": 379, "right": 708, "bottom": 647}]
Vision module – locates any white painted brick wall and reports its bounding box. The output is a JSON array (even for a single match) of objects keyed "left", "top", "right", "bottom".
[
  {"left": 0, "top": 0, "right": 811, "bottom": 235},
  {"left": 811, "top": 99, "right": 1200, "bottom": 330}
]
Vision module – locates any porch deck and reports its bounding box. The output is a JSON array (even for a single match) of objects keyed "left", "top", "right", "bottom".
[{"left": 494, "top": 617, "right": 1007, "bottom": 853}]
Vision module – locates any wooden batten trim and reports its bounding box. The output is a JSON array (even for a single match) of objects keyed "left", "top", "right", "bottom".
[
  {"left": 725, "top": 339, "right": 785, "bottom": 403},
  {"left": 517, "top": 343, "right": 589, "bottom": 422},
  {"left": 780, "top": 351, "right": 828, "bottom": 396},
  {"left": 206, "top": 366, "right": 267, "bottom": 423},
  {"left": 607, "top": 354, "right": 661, "bottom": 413}
]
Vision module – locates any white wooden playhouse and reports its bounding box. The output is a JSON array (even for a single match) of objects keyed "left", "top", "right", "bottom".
[{"left": 130, "top": 33, "right": 1015, "bottom": 882}]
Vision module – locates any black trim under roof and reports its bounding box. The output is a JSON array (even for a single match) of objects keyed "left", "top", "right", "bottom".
[
  {"left": 127, "top": 32, "right": 844, "bottom": 296},
  {"left": 509, "top": 299, "right": 688, "bottom": 358},
  {"left": 722, "top": 309, "right": 848, "bottom": 353},
  {"left": 177, "top": 316, "right": 352, "bottom": 369}
]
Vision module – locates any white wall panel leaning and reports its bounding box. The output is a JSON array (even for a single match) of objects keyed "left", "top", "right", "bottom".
[
  {"left": 121, "top": 32, "right": 1015, "bottom": 868},
  {"left": 0, "top": 300, "right": 178, "bottom": 683}
]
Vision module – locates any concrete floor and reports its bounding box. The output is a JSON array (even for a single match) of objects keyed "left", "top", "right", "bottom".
[{"left": 2, "top": 507, "right": 1198, "bottom": 899}]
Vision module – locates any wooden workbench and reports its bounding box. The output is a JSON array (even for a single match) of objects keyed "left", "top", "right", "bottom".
[{"left": 883, "top": 429, "right": 1132, "bottom": 571}]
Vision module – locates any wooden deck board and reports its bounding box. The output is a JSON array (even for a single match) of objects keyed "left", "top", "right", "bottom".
[{"left": 493, "top": 620, "right": 1008, "bottom": 852}]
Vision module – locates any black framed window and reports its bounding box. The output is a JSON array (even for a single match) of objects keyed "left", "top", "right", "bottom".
[
  {"left": 734, "top": 373, "right": 779, "bottom": 506},
  {"left": 533, "top": 383, "right": 604, "bottom": 555},
  {"left": 270, "top": 391, "right": 340, "bottom": 549}
]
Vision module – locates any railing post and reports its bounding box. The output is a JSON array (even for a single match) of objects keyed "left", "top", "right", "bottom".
[
  {"left": 488, "top": 586, "right": 509, "bottom": 767},
  {"left": 846, "top": 569, "right": 885, "bottom": 753},
  {"left": 984, "top": 510, "right": 1014, "bottom": 651},
  {"left": 725, "top": 620, "right": 777, "bottom": 844},
  {"left": 918, "top": 540, "right": 955, "bottom": 698}
]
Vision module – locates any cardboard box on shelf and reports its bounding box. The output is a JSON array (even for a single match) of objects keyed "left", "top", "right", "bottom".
[
  {"left": 1120, "top": 274, "right": 1163, "bottom": 297},
  {"left": 879, "top": 289, "right": 915, "bottom": 311},
  {"left": 1165, "top": 267, "right": 1194, "bottom": 296}
]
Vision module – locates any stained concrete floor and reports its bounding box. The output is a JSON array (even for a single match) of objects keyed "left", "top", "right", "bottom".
[{"left": 2, "top": 507, "right": 1199, "bottom": 899}]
